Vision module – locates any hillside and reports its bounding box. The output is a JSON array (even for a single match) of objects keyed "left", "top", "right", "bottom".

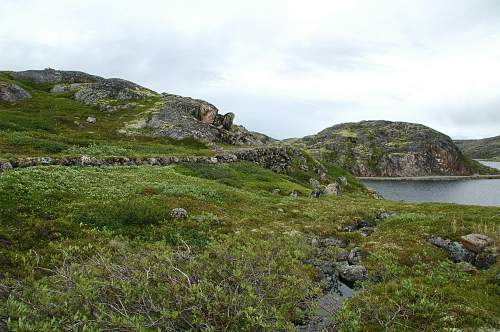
[
  {"left": 455, "top": 135, "right": 500, "bottom": 161},
  {"left": 0, "top": 70, "right": 499, "bottom": 331},
  {"left": 296, "top": 120, "right": 496, "bottom": 177}
]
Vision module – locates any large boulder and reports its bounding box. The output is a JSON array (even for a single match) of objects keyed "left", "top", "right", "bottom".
[
  {"left": 460, "top": 234, "right": 494, "bottom": 253},
  {"left": 0, "top": 82, "right": 31, "bottom": 102},
  {"left": 429, "top": 236, "right": 475, "bottom": 263},
  {"left": 339, "top": 265, "right": 368, "bottom": 283}
]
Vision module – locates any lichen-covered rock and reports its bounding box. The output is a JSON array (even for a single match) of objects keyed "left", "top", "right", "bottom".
[
  {"left": 0, "top": 82, "right": 31, "bottom": 102},
  {"left": 74, "top": 79, "right": 156, "bottom": 105},
  {"left": 324, "top": 183, "right": 339, "bottom": 196},
  {"left": 339, "top": 265, "right": 368, "bottom": 283},
  {"left": 348, "top": 247, "right": 362, "bottom": 265},
  {"left": 171, "top": 208, "right": 188, "bottom": 219},
  {"left": 460, "top": 234, "right": 494, "bottom": 253},
  {"left": 429, "top": 236, "right": 475, "bottom": 263},
  {"left": 300, "top": 120, "right": 493, "bottom": 176}
]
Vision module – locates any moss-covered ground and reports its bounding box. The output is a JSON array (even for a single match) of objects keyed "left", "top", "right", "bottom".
[{"left": 0, "top": 163, "right": 498, "bottom": 331}]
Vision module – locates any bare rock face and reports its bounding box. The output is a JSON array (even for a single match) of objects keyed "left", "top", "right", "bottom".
[
  {"left": 149, "top": 93, "right": 274, "bottom": 145},
  {"left": 0, "top": 82, "right": 31, "bottom": 102},
  {"left": 300, "top": 120, "right": 494, "bottom": 177}
]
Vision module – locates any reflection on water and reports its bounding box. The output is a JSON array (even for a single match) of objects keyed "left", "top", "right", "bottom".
[{"left": 362, "top": 179, "right": 500, "bottom": 207}]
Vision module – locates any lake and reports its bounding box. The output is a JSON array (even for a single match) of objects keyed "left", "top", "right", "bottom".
[{"left": 361, "top": 161, "right": 500, "bottom": 207}]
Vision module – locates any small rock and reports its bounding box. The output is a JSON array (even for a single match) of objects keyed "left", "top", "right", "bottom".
[
  {"left": 459, "top": 262, "right": 478, "bottom": 274},
  {"left": 277, "top": 208, "right": 285, "bottom": 213},
  {"left": 86, "top": 116, "right": 97, "bottom": 124},
  {"left": 338, "top": 239, "right": 349, "bottom": 248},
  {"left": 0, "top": 161, "right": 13, "bottom": 170},
  {"left": 339, "top": 265, "right": 368, "bottom": 283},
  {"left": 460, "top": 234, "right": 494, "bottom": 253},
  {"left": 360, "top": 227, "right": 374, "bottom": 237},
  {"left": 336, "top": 250, "right": 349, "bottom": 261},
  {"left": 336, "top": 176, "right": 348, "bottom": 186},
  {"left": 171, "top": 208, "right": 188, "bottom": 219},
  {"left": 271, "top": 188, "right": 281, "bottom": 194},
  {"left": 324, "top": 183, "right": 339, "bottom": 196},
  {"left": 289, "top": 191, "right": 298, "bottom": 198},
  {"left": 348, "top": 247, "right": 362, "bottom": 265},
  {"left": 320, "top": 237, "right": 337, "bottom": 247},
  {"left": 342, "top": 223, "right": 358, "bottom": 232}
]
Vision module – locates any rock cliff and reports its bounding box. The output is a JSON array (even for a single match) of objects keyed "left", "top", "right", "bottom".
[{"left": 298, "top": 120, "right": 493, "bottom": 177}]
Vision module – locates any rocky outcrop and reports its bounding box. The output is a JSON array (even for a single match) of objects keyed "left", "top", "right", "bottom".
[
  {"left": 148, "top": 93, "right": 275, "bottom": 145},
  {"left": 10, "top": 68, "right": 103, "bottom": 84},
  {"left": 429, "top": 234, "right": 497, "bottom": 269},
  {"left": 0, "top": 82, "right": 31, "bottom": 102},
  {"left": 9, "top": 69, "right": 158, "bottom": 107},
  {"left": 299, "top": 120, "right": 494, "bottom": 177}
]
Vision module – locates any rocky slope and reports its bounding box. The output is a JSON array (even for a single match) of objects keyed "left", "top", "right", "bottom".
[
  {"left": 455, "top": 135, "right": 500, "bottom": 161},
  {"left": 3, "top": 69, "right": 273, "bottom": 146},
  {"left": 297, "top": 120, "right": 494, "bottom": 177}
]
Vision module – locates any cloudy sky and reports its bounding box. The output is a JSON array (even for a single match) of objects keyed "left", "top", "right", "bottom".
[{"left": 1, "top": 0, "right": 499, "bottom": 139}]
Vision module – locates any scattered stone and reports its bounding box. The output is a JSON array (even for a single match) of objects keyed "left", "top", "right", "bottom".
[
  {"left": 324, "top": 183, "right": 339, "bottom": 196},
  {"left": 277, "top": 208, "right": 285, "bottom": 213},
  {"left": 336, "top": 250, "right": 349, "bottom": 261},
  {"left": 171, "top": 208, "right": 188, "bottom": 219},
  {"left": 271, "top": 188, "right": 281, "bottom": 194},
  {"left": 460, "top": 234, "right": 494, "bottom": 253},
  {"left": 289, "top": 191, "right": 299, "bottom": 198},
  {"left": 86, "top": 116, "right": 97, "bottom": 124},
  {"left": 348, "top": 247, "right": 362, "bottom": 265},
  {"left": 338, "top": 239, "right": 349, "bottom": 248},
  {"left": 428, "top": 236, "right": 475, "bottom": 263},
  {"left": 459, "top": 262, "right": 478, "bottom": 274},
  {"left": 337, "top": 176, "right": 348, "bottom": 186},
  {"left": 309, "top": 178, "right": 321, "bottom": 190},
  {"left": 0, "top": 161, "right": 13, "bottom": 170},
  {"left": 0, "top": 82, "right": 31, "bottom": 102},
  {"left": 339, "top": 265, "right": 368, "bottom": 284},
  {"left": 359, "top": 227, "right": 374, "bottom": 237}
]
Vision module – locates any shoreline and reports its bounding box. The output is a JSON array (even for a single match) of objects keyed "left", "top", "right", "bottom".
[{"left": 358, "top": 174, "right": 500, "bottom": 181}]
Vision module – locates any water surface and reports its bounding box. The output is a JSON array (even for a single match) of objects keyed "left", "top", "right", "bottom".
[
  {"left": 477, "top": 160, "right": 500, "bottom": 170},
  {"left": 362, "top": 179, "right": 500, "bottom": 207}
]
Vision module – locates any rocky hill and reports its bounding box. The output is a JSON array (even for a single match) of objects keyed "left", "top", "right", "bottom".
[
  {"left": 1, "top": 68, "right": 273, "bottom": 146},
  {"left": 297, "top": 120, "right": 495, "bottom": 177},
  {"left": 455, "top": 135, "right": 500, "bottom": 161}
]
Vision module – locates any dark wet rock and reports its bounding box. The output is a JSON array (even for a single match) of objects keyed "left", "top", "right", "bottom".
[
  {"left": 171, "top": 208, "right": 188, "bottom": 219},
  {"left": 0, "top": 82, "right": 31, "bottom": 102},
  {"left": 428, "top": 236, "right": 475, "bottom": 263},
  {"left": 339, "top": 265, "right": 368, "bottom": 284},
  {"left": 474, "top": 249, "right": 498, "bottom": 269},
  {"left": 460, "top": 234, "right": 494, "bottom": 253}
]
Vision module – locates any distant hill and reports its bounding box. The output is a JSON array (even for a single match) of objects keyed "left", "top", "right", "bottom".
[
  {"left": 455, "top": 135, "right": 500, "bottom": 161},
  {"left": 294, "top": 120, "right": 496, "bottom": 177}
]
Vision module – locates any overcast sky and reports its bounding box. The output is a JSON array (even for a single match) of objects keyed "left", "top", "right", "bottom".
[{"left": 1, "top": 0, "right": 499, "bottom": 139}]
